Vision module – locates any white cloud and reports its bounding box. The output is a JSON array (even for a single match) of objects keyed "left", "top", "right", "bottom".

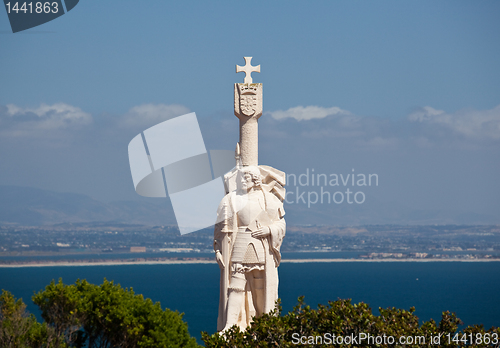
[
  {"left": 120, "top": 104, "right": 190, "bottom": 128},
  {"left": 265, "top": 104, "right": 500, "bottom": 150},
  {"left": 363, "top": 136, "right": 399, "bottom": 147},
  {"left": 408, "top": 105, "right": 500, "bottom": 140},
  {"left": 1, "top": 103, "right": 92, "bottom": 137},
  {"left": 264, "top": 104, "right": 399, "bottom": 149},
  {"left": 267, "top": 105, "right": 351, "bottom": 121}
]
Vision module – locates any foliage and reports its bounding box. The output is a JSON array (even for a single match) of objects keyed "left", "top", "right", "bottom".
[
  {"left": 202, "top": 296, "right": 500, "bottom": 348},
  {"left": 5, "top": 281, "right": 499, "bottom": 348},
  {"left": 0, "top": 289, "right": 58, "bottom": 348},
  {"left": 32, "top": 278, "right": 200, "bottom": 348}
]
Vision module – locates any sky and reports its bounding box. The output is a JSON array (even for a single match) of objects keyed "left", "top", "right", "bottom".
[{"left": 0, "top": 1, "right": 499, "bottom": 225}]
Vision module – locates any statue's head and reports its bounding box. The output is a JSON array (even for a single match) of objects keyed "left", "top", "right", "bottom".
[{"left": 238, "top": 166, "right": 262, "bottom": 192}]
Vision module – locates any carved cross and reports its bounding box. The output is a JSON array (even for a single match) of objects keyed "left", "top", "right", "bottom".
[{"left": 236, "top": 57, "right": 260, "bottom": 84}]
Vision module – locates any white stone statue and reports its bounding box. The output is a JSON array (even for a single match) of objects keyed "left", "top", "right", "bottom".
[{"left": 214, "top": 57, "right": 286, "bottom": 332}]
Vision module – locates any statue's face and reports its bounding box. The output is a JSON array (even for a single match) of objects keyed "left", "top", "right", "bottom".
[
  {"left": 237, "top": 166, "right": 261, "bottom": 193},
  {"left": 241, "top": 172, "right": 255, "bottom": 191}
]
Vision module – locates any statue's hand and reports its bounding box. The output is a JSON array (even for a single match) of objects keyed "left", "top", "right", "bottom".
[
  {"left": 252, "top": 226, "right": 271, "bottom": 238},
  {"left": 215, "top": 250, "right": 225, "bottom": 269}
]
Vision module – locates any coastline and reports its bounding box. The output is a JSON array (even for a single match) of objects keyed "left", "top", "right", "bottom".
[{"left": 1, "top": 258, "right": 500, "bottom": 268}]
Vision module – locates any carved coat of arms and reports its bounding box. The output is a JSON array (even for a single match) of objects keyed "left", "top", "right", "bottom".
[{"left": 240, "top": 94, "right": 257, "bottom": 116}]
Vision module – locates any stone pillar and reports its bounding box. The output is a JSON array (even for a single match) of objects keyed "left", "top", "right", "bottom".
[{"left": 234, "top": 82, "right": 262, "bottom": 166}]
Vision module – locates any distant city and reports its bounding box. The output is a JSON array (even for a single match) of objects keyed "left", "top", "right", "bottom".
[{"left": 0, "top": 223, "right": 499, "bottom": 264}]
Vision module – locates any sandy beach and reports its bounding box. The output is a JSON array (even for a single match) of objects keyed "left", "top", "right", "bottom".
[{"left": 0, "top": 258, "right": 499, "bottom": 268}]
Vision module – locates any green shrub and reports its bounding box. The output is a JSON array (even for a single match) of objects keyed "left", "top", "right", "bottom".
[
  {"left": 202, "top": 297, "right": 500, "bottom": 348},
  {"left": 32, "top": 278, "right": 200, "bottom": 348},
  {"left": 0, "top": 289, "right": 56, "bottom": 348},
  {"left": 2, "top": 279, "right": 201, "bottom": 348}
]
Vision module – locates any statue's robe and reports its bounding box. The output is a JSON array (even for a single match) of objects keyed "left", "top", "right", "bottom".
[{"left": 214, "top": 167, "right": 286, "bottom": 331}]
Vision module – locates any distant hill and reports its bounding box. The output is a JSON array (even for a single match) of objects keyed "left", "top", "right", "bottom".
[
  {"left": 283, "top": 198, "right": 499, "bottom": 226},
  {"left": 0, "top": 185, "right": 497, "bottom": 226},
  {"left": 0, "top": 185, "right": 176, "bottom": 226}
]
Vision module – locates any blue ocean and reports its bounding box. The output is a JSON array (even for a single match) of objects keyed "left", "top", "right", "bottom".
[{"left": 1, "top": 255, "right": 499, "bottom": 345}]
